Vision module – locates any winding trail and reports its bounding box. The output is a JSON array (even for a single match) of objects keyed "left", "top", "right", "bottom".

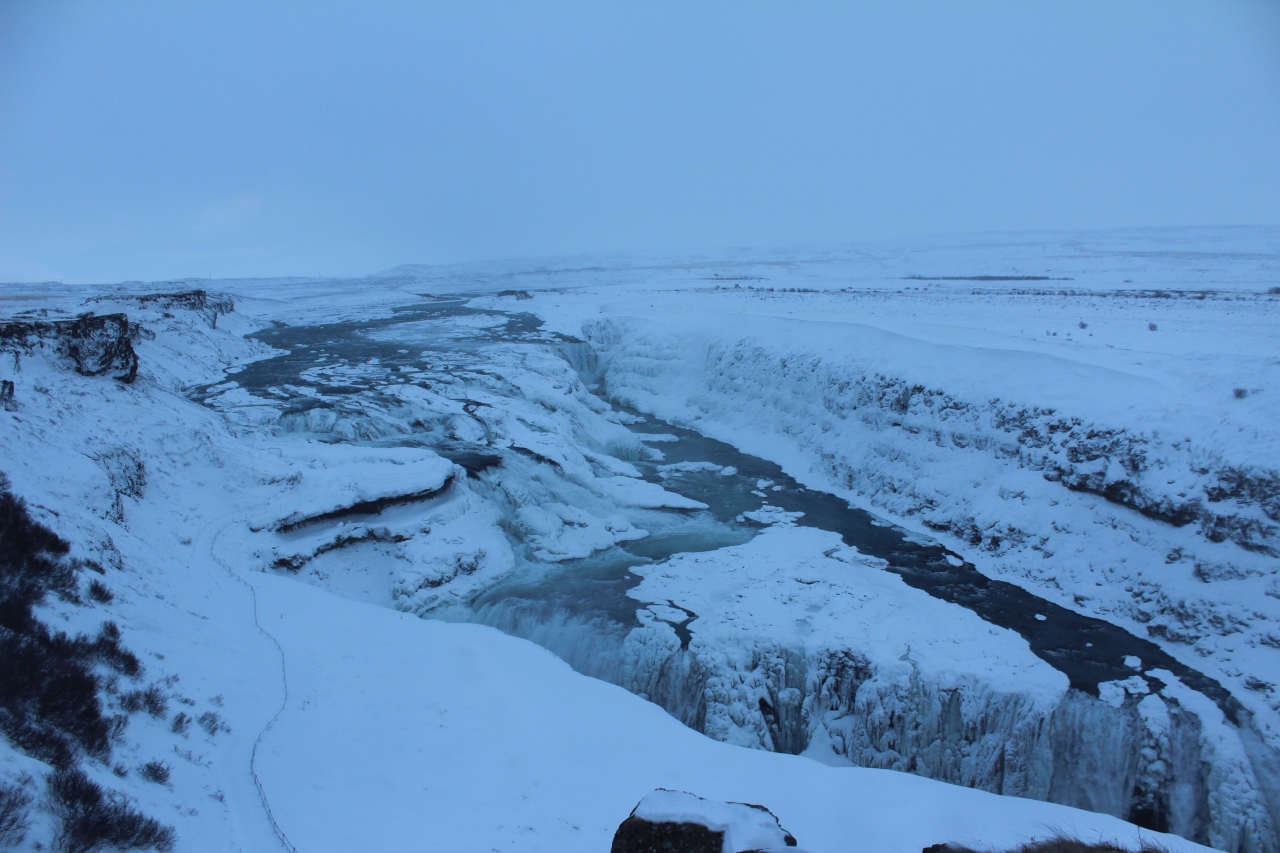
[{"left": 196, "top": 510, "right": 299, "bottom": 853}]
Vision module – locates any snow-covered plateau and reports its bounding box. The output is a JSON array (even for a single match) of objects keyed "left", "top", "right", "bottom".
[{"left": 1, "top": 227, "right": 1277, "bottom": 852}]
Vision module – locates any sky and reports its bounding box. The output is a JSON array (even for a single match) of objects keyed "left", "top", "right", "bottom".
[{"left": 1, "top": 1, "right": 1279, "bottom": 284}]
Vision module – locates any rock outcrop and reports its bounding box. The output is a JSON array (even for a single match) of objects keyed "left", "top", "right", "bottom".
[
  {"left": 611, "top": 789, "right": 800, "bottom": 853},
  {"left": 98, "top": 289, "right": 233, "bottom": 329},
  {"left": 0, "top": 313, "right": 139, "bottom": 382}
]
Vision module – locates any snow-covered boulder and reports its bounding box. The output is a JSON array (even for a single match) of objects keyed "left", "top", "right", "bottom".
[{"left": 612, "top": 789, "right": 801, "bottom": 853}]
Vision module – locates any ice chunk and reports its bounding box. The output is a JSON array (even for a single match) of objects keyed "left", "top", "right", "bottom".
[{"left": 736, "top": 505, "right": 804, "bottom": 526}]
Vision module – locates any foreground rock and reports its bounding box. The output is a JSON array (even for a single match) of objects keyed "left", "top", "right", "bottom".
[{"left": 612, "top": 789, "right": 801, "bottom": 853}]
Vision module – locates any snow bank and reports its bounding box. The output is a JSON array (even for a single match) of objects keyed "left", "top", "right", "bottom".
[
  {"left": 250, "top": 574, "right": 1213, "bottom": 853},
  {"left": 621, "top": 526, "right": 1064, "bottom": 777}
]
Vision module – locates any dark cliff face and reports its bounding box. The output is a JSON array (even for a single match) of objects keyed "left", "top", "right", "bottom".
[
  {"left": 0, "top": 314, "right": 139, "bottom": 383},
  {"left": 111, "top": 289, "right": 233, "bottom": 330}
]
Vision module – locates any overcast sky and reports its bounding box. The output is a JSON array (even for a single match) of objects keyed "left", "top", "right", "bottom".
[{"left": 1, "top": 1, "right": 1279, "bottom": 283}]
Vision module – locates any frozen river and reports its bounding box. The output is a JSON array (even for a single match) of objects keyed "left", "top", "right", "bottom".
[
  {"left": 199, "top": 298, "right": 1236, "bottom": 715},
  {"left": 191, "top": 297, "right": 1275, "bottom": 848}
]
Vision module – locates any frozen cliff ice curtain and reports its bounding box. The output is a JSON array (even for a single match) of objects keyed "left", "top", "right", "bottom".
[{"left": 2, "top": 0, "right": 1280, "bottom": 283}]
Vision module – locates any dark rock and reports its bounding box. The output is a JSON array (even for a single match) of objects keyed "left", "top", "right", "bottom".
[
  {"left": 135, "top": 289, "right": 232, "bottom": 329},
  {"left": 612, "top": 816, "right": 724, "bottom": 853},
  {"left": 93, "top": 448, "right": 146, "bottom": 523},
  {"left": 271, "top": 474, "right": 455, "bottom": 533},
  {"left": 91, "top": 289, "right": 234, "bottom": 329},
  {"left": 0, "top": 314, "right": 138, "bottom": 383},
  {"left": 612, "top": 789, "right": 799, "bottom": 853}
]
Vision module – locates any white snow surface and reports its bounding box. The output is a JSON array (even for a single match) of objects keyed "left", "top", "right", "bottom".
[
  {"left": 248, "top": 574, "right": 1204, "bottom": 853},
  {"left": 626, "top": 523, "right": 1065, "bottom": 710},
  {"left": 1, "top": 227, "right": 1274, "bottom": 852}
]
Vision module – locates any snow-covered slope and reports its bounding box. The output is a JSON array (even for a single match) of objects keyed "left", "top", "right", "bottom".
[{"left": 244, "top": 567, "right": 1211, "bottom": 853}]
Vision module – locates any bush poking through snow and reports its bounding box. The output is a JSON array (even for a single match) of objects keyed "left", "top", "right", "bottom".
[
  {"left": 86, "top": 580, "right": 113, "bottom": 604},
  {"left": 91, "top": 622, "right": 142, "bottom": 679},
  {"left": 46, "top": 768, "right": 175, "bottom": 853},
  {"left": 118, "top": 686, "right": 167, "bottom": 719},
  {"left": 137, "top": 761, "right": 170, "bottom": 785},
  {"left": 1, "top": 478, "right": 173, "bottom": 850},
  {"left": 196, "top": 711, "right": 228, "bottom": 736},
  {"left": 0, "top": 482, "right": 144, "bottom": 765},
  {"left": 0, "top": 780, "right": 32, "bottom": 847},
  {"left": 170, "top": 712, "right": 189, "bottom": 735}
]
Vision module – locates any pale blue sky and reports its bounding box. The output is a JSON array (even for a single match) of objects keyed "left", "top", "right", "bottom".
[{"left": 2, "top": 1, "right": 1278, "bottom": 283}]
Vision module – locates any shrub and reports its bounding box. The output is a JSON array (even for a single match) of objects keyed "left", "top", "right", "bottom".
[
  {"left": 47, "top": 768, "right": 175, "bottom": 853},
  {"left": 0, "top": 619, "right": 115, "bottom": 765},
  {"left": 91, "top": 622, "right": 142, "bottom": 678},
  {"left": 1234, "top": 388, "right": 1248, "bottom": 399},
  {"left": 137, "top": 761, "right": 170, "bottom": 785},
  {"left": 119, "top": 686, "right": 167, "bottom": 719},
  {"left": 0, "top": 780, "right": 31, "bottom": 846},
  {"left": 196, "top": 711, "right": 229, "bottom": 736},
  {"left": 2, "top": 478, "right": 174, "bottom": 850},
  {"left": 86, "top": 580, "right": 113, "bottom": 604},
  {"left": 0, "top": 478, "right": 141, "bottom": 763},
  {"left": 170, "top": 713, "right": 189, "bottom": 735}
]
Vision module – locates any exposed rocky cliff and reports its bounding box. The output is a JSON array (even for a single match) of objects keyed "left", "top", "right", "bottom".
[{"left": 0, "top": 314, "right": 140, "bottom": 382}]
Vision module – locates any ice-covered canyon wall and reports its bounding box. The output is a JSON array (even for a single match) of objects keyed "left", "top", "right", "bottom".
[
  {"left": 593, "top": 528, "right": 1273, "bottom": 853},
  {"left": 576, "top": 315, "right": 1279, "bottom": 709}
]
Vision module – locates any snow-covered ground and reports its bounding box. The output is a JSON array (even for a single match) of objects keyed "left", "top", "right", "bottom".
[{"left": 1, "top": 226, "right": 1276, "bottom": 852}]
